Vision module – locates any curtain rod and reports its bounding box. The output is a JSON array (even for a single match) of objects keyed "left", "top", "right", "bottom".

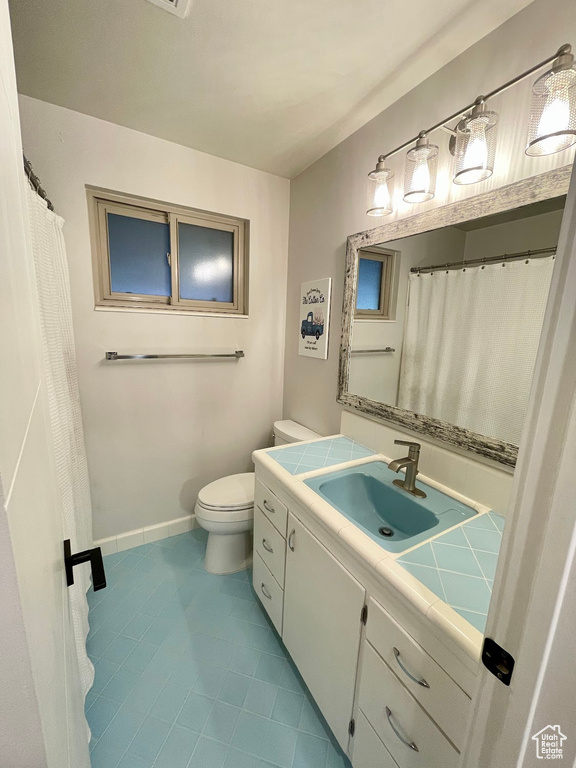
[
  {"left": 411, "top": 246, "right": 557, "bottom": 275},
  {"left": 23, "top": 154, "right": 54, "bottom": 211}
]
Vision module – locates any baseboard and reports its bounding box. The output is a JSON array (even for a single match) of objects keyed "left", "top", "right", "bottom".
[{"left": 95, "top": 514, "right": 199, "bottom": 556}]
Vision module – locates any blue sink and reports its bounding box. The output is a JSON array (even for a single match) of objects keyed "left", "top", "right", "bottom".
[{"left": 305, "top": 460, "right": 475, "bottom": 553}]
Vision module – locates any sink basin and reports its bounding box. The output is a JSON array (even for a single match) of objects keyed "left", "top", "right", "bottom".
[{"left": 305, "top": 460, "right": 476, "bottom": 553}]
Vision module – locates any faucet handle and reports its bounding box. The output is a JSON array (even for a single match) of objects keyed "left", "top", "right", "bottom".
[{"left": 394, "top": 440, "right": 421, "bottom": 448}]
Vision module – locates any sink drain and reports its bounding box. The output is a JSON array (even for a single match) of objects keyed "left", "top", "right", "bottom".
[{"left": 379, "top": 526, "right": 394, "bottom": 537}]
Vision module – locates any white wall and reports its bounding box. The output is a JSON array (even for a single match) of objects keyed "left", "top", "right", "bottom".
[
  {"left": 283, "top": 0, "right": 576, "bottom": 444},
  {"left": 19, "top": 96, "right": 291, "bottom": 540}
]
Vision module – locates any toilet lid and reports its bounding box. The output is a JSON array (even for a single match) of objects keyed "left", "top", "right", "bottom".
[{"left": 197, "top": 472, "right": 255, "bottom": 511}]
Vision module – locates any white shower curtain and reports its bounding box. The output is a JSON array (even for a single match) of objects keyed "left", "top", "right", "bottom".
[
  {"left": 25, "top": 187, "right": 95, "bottom": 704},
  {"left": 398, "top": 256, "right": 555, "bottom": 445}
]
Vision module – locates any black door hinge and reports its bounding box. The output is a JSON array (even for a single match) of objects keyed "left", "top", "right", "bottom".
[
  {"left": 361, "top": 604, "right": 368, "bottom": 625},
  {"left": 482, "top": 637, "right": 515, "bottom": 686},
  {"left": 349, "top": 719, "right": 355, "bottom": 737}
]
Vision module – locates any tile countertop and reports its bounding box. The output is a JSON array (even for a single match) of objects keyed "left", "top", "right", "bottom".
[{"left": 254, "top": 435, "right": 505, "bottom": 662}]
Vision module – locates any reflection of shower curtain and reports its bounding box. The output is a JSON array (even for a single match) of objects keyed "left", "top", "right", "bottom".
[
  {"left": 398, "top": 256, "right": 555, "bottom": 444},
  {"left": 26, "top": 187, "right": 95, "bottom": 707}
]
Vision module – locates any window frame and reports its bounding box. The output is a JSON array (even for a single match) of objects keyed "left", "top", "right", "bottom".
[
  {"left": 354, "top": 247, "right": 394, "bottom": 319},
  {"left": 87, "top": 187, "right": 249, "bottom": 315}
]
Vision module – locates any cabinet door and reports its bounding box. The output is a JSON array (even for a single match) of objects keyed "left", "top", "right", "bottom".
[{"left": 283, "top": 512, "right": 365, "bottom": 751}]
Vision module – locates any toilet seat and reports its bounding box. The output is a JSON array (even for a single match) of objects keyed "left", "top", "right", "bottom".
[{"left": 195, "top": 472, "right": 254, "bottom": 523}]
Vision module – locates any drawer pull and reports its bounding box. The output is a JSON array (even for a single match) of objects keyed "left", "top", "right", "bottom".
[
  {"left": 393, "top": 647, "right": 430, "bottom": 689},
  {"left": 261, "top": 583, "right": 273, "bottom": 600},
  {"left": 263, "top": 500, "right": 276, "bottom": 514},
  {"left": 385, "top": 707, "right": 419, "bottom": 752},
  {"left": 262, "top": 538, "right": 274, "bottom": 553},
  {"left": 288, "top": 529, "right": 295, "bottom": 552}
]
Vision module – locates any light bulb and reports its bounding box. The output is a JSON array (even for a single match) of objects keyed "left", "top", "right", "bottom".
[
  {"left": 412, "top": 159, "right": 431, "bottom": 193},
  {"left": 403, "top": 134, "right": 438, "bottom": 203},
  {"left": 453, "top": 102, "right": 498, "bottom": 185},
  {"left": 526, "top": 48, "right": 576, "bottom": 156},
  {"left": 373, "top": 179, "right": 391, "bottom": 210},
  {"left": 367, "top": 157, "right": 394, "bottom": 216}
]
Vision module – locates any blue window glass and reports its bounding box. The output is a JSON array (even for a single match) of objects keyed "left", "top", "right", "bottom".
[
  {"left": 356, "top": 257, "right": 383, "bottom": 310},
  {"left": 178, "top": 222, "right": 234, "bottom": 303},
  {"left": 108, "top": 213, "right": 170, "bottom": 297}
]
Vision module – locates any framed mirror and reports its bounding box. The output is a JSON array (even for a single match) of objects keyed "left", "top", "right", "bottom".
[{"left": 338, "top": 166, "right": 572, "bottom": 467}]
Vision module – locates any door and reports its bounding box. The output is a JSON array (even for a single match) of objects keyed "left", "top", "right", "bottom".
[
  {"left": 0, "top": 4, "right": 91, "bottom": 766},
  {"left": 462, "top": 160, "right": 576, "bottom": 767},
  {"left": 282, "top": 512, "right": 366, "bottom": 751}
]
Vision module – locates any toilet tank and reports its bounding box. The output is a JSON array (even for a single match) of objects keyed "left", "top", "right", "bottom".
[{"left": 273, "top": 419, "right": 321, "bottom": 446}]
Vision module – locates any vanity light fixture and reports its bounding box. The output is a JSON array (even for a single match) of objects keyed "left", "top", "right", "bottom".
[
  {"left": 367, "top": 157, "right": 394, "bottom": 216},
  {"left": 526, "top": 44, "right": 576, "bottom": 156},
  {"left": 453, "top": 99, "right": 499, "bottom": 185},
  {"left": 366, "top": 43, "right": 574, "bottom": 216},
  {"left": 403, "top": 132, "right": 438, "bottom": 203}
]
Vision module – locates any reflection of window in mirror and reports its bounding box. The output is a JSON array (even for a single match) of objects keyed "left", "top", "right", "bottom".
[{"left": 355, "top": 248, "right": 395, "bottom": 319}]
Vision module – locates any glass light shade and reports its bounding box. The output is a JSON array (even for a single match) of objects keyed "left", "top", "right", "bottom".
[
  {"left": 403, "top": 137, "right": 438, "bottom": 203},
  {"left": 526, "top": 62, "right": 576, "bottom": 156},
  {"left": 367, "top": 160, "right": 394, "bottom": 216},
  {"left": 453, "top": 105, "right": 499, "bottom": 185}
]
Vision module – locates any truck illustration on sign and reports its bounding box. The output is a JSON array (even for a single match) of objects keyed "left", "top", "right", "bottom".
[{"left": 301, "top": 311, "right": 324, "bottom": 340}]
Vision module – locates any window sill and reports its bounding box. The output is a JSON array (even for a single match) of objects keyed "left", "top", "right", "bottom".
[{"left": 94, "top": 305, "right": 249, "bottom": 319}]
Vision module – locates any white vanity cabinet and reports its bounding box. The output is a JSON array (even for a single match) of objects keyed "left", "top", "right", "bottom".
[
  {"left": 283, "top": 512, "right": 366, "bottom": 751},
  {"left": 252, "top": 465, "right": 477, "bottom": 767}
]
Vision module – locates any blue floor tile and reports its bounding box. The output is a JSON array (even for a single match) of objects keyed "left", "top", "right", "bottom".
[{"left": 86, "top": 532, "right": 351, "bottom": 768}]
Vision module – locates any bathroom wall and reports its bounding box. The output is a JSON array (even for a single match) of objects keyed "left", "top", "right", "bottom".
[
  {"left": 19, "top": 96, "right": 291, "bottom": 541},
  {"left": 283, "top": 0, "right": 576, "bottom": 443}
]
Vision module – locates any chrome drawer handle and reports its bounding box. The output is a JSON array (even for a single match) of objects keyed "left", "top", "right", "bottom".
[
  {"left": 288, "top": 529, "right": 295, "bottom": 552},
  {"left": 385, "top": 707, "right": 419, "bottom": 752},
  {"left": 263, "top": 500, "right": 275, "bottom": 514},
  {"left": 393, "top": 647, "right": 430, "bottom": 689},
  {"left": 262, "top": 538, "right": 274, "bottom": 553},
  {"left": 261, "top": 583, "right": 272, "bottom": 600}
]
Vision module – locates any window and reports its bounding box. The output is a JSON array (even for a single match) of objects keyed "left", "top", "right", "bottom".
[
  {"left": 88, "top": 188, "right": 249, "bottom": 314},
  {"left": 355, "top": 248, "right": 394, "bottom": 319}
]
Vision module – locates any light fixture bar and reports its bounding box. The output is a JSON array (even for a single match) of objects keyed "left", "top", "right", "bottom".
[{"left": 379, "top": 45, "right": 571, "bottom": 162}]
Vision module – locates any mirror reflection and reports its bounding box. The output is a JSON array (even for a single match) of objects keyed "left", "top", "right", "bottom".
[{"left": 349, "top": 196, "right": 565, "bottom": 446}]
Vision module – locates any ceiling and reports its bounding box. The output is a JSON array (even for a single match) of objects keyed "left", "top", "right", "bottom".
[{"left": 9, "top": 0, "right": 533, "bottom": 178}]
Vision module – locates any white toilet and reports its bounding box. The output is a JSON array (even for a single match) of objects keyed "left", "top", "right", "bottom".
[{"left": 195, "top": 419, "right": 321, "bottom": 574}]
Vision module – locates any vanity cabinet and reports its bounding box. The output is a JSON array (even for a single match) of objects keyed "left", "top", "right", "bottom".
[
  {"left": 252, "top": 467, "right": 476, "bottom": 767},
  {"left": 283, "top": 512, "right": 366, "bottom": 751}
]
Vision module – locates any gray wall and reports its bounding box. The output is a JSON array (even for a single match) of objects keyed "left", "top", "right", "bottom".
[{"left": 283, "top": 0, "right": 576, "bottom": 436}]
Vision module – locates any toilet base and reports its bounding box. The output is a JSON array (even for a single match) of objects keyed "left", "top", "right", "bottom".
[{"left": 203, "top": 530, "right": 253, "bottom": 575}]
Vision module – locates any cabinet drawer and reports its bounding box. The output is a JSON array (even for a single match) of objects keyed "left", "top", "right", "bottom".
[
  {"left": 353, "top": 711, "right": 399, "bottom": 768},
  {"left": 253, "top": 551, "right": 283, "bottom": 635},
  {"left": 366, "top": 598, "right": 470, "bottom": 749},
  {"left": 254, "top": 508, "right": 286, "bottom": 588},
  {"left": 358, "top": 643, "right": 459, "bottom": 768},
  {"left": 255, "top": 478, "right": 288, "bottom": 537}
]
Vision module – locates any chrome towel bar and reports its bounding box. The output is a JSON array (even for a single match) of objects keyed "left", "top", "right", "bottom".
[
  {"left": 351, "top": 347, "right": 395, "bottom": 354},
  {"left": 105, "top": 350, "right": 245, "bottom": 361}
]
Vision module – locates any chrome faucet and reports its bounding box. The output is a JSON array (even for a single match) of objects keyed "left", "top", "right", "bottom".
[{"left": 388, "top": 440, "right": 426, "bottom": 498}]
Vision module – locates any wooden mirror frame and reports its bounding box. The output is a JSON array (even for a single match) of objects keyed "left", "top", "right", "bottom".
[{"left": 338, "top": 166, "right": 572, "bottom": 467}]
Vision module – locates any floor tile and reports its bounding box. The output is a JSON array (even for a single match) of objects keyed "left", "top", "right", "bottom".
[
  {"left": 243, "top": 679, "right": 279, "bottom": 717},
  {"left": 176, "top": 692, "right": 215, "bottom": 733},
  {"left": 202, "top": 700, "right": 242, "bottom": 744},
  {"left": 86, "top": 532, "right": 351, "bottom": 768},
  {"left": 144, "top": 729, "right": 194, "bottom": 768},
  {"left": 187, "top": 736, "right": 228, "bottom": 768},
  {"left": 271, "top": 688, "right": 305, "bottom": 727},
  {"left": 230, "top": 711, "right": 268, "bottom": 755}
]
